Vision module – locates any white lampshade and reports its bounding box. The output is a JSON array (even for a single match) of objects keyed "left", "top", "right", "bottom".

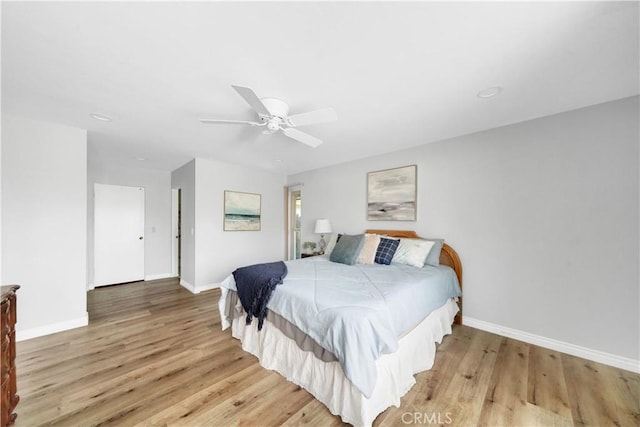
[{"left": 314, "top": 219, "right": 332, "bottom": 234}]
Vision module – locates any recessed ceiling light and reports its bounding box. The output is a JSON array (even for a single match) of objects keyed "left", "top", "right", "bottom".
[
  {"left": 274, "top": 159, "right": 282, "bottom": 163},
  {"left": 89, "top": 112, "right": 113, "bottom": 122},
  {"left": 477, "top": 86, "right": 503, "bottom": 99},
  {"left": 135, "top": 157, "right": 147, "bottom": 161}
]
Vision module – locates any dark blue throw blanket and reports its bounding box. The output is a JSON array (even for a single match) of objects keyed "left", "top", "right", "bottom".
[{"left": 232, "top": 261, "right": 288, "bottom": 331}]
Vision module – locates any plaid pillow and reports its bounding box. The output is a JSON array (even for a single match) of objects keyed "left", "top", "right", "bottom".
[{"left": 374, "top": 237, "right": 400, "bottom": 265}]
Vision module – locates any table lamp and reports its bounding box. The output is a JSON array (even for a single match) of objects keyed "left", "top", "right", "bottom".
[{"left": 314, "top": 219, "right": 332, "bottom": 254}]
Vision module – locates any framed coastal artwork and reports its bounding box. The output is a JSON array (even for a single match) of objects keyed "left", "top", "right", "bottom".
[
  {"left": 224, "top": 190, "right": 261, "bottom": 231},
  {"left": 367, "top": 165, "right": 417, "bottom": 221}
]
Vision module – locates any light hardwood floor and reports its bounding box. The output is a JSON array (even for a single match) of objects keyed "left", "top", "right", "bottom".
[{"left": 14, "top": 278, "right": 639, "bottom": 426}]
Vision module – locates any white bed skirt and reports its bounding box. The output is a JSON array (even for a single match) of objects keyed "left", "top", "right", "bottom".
[{"left": 229, "top": 298, "right": 459, "bottom": 427}]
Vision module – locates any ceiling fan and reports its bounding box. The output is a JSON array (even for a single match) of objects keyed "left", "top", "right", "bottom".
[{"left": 200, "top": 85, "right": 337, "bottom": 148}]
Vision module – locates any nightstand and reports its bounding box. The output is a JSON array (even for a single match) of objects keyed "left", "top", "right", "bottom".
[{"left": 301, "top": 252, "right": 320, "bottom": 258}]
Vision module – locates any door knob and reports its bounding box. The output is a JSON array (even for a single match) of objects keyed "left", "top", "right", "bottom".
[{"left": 139, "top": 236, "right": 144, "bottom": 240}]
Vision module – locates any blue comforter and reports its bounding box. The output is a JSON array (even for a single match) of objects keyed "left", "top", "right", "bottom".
[{"left": 221, "top": 255, "right": 460, "bottom": 398}]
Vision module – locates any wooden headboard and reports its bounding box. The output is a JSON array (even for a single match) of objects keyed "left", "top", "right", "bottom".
[{"left": 365, "top": 229, "right": 463, "bottom": 325}]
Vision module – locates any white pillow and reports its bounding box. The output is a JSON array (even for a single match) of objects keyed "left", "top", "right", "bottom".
[
  {"left": 357, "top": 234, "right": 381, "bottom": 265},
  {"left": 391, "top": 238, "right": 435, "bottom": 268}
]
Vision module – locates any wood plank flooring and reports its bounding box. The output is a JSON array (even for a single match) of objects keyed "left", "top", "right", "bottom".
[{"left": 14, "top": 278, "right": 639, "bottom": 426}]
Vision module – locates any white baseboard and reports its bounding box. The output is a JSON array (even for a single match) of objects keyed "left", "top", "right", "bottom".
[
  {"left": 144, "top": 273, "right": 175, "bottom": 281},
  {"left": 179, "top": 279, "right": 219, "bottom": 294},
  {"left": 195, "top": 282, "right": 220, "bottom": 293},
  {"left": 179, "top": 278, "right": 195, "bottom": 293},
  {"left": 463, "top": 316, "right": 640, "bottom": 374},
  {"left": 17, "top": 313, "right": 89, "bottom": 342}
]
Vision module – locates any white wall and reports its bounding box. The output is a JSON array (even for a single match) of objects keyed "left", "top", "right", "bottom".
[
  {"left": 288, "top": 96, "right": 639, "bottom": 368},
  {"left": 2, "top": 115, "right": 88, "bottom": 339},
  {"left": 194, "top": 158, "right": 287, "bottom": 289},
  {"left": 0, "top": 115, "right": 2, "bottom": 281},
  {"left": 88, "top": 153, "right": 173, "bottom": 286},
  {"left": 171, "top": 158, "right": 286, "bottom": 292}
]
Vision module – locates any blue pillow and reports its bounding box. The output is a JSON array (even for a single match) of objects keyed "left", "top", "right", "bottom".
[
  {"left": 330, "top": 234, "right": 365, "bottom": 265},
  {"left": 424, "top": 238, "right": 444, "bottom": 266},
  {"left": 375, "top": 237, "right": 400, "bottom": 265}
]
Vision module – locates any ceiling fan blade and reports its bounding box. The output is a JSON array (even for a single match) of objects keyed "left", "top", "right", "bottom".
[
  {"left": 231, "top": 85, "right": 272, "bottom": 116},
  {"left": 199, "top": 119, "right": 263, "bottom": 125},
  {"left": 282, "top": 127, "right": 323, "bottom": 148},
  {"left": 286, "top": 108, "right": 337, "bottom": 127}
]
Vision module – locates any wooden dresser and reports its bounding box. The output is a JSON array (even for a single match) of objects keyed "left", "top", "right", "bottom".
[{"left": 1, "top": 285, "right": 19, "bottom": 427}]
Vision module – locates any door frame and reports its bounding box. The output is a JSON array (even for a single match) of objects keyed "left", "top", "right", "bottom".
[
  {"left": 171, "top": 188, "right": 181, "bottom": 278},
  {"left": 286, "top": 185, "right": 303, "bottom": 260}
]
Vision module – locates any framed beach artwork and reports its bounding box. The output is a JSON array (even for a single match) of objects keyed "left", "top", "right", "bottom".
[
  {"left": 367, "top": 165, "right": 417, "bottom": 221},
  {"left": 224, "top": 190, "right": 261, "bottom": 231}
]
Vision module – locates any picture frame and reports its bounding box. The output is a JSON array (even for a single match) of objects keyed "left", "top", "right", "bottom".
[
  {"left": 367, "top": 164, "right": 417, "bottom": 221},
  {"left": 224, "top": 190, "right": 261, "bottom": 231}
]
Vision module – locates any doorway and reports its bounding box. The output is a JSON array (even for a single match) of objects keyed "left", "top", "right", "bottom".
[
  {"left": 94, "top": 183, "right": 145, "bottom": 286},
  {"left": 289, "top": 189, "right": 302, "bottom": 259},
  {"left": 171, "top": 188, "right": 181, "bottom": 278}
]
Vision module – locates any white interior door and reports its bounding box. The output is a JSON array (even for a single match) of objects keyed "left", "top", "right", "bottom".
[{"left": 94, "top": 183, "right": 145, "bottom": 286}]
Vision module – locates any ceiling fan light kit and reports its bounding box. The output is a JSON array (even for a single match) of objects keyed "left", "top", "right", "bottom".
[{"left": 200, "top": 85, "right": 337, "bottom": 148}]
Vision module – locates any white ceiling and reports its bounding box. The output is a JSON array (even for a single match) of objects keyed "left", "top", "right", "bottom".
[{"left": 2, "top": 1, "right": 638, "bottom": 175}]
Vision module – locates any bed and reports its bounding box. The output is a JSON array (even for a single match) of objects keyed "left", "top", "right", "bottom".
[{"left": 218, "top": 230, "right": 462, "bottom": 426}]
